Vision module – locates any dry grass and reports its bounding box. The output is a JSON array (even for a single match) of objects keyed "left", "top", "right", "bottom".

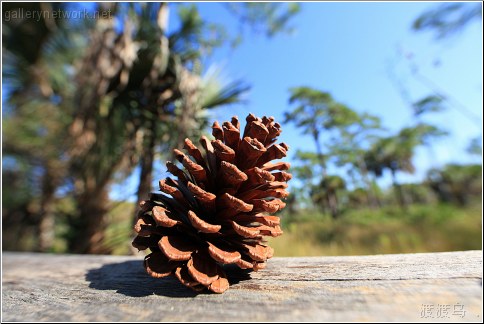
[{"left": 270, "top": 201, "right": 482, "bottom": 256}]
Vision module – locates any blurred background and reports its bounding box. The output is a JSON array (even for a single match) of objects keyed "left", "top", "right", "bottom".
[{"left": 2, "top": 2, "right": 482, "bottom": 255}]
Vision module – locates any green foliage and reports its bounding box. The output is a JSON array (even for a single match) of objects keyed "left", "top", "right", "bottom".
[
  {"left": 365, "top": 123, "right": 447, "bottom": 178},
  {"left": 427, "top": 164, "right": 482, "bottom": 206},
  {"left": 224, "top": 3, "right": 301, "bottom": 38},
  {"left": 321, "top": 176, "right": 346, "bottom": 191},
  {"left": 170, "top": 4, "right": 227, "bottom": 59},
  {"left": 199, "top": 67, "right": 251, "bottom": 109},
  {"left": 284, "top": 87, "right": 356, "bottom": 217},
  {"left": 412, "top": 3, "right": 481, "bottom": 39},
  {"left": 291, "top": 150, "right": 319, "bottom": 181},
  {"left": 284, "top": 83, "right": 454, "bottom": 216},
  {"left": 412, "top": 95, "right": 445, "bottom": 116},
  {"left": 467, "top": 136, "right": 482, "bottom": 156},
  {"left": 346, "top": 188, "right": 370, "bottom": 208},
  {"left": 1, "top": 159, "right": 33, "bottom": 212},
  {"left": 285, "top": 87, "right": 359, "bottom": 141}
]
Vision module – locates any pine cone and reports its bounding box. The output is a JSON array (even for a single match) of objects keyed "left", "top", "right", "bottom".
[{"left": 133, "top": 113, "right": 291, "bottom": 293}]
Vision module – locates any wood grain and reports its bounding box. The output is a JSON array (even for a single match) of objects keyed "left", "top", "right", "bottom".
[{"left": 2, "top": 251, "right": 482, "bottom": 321}]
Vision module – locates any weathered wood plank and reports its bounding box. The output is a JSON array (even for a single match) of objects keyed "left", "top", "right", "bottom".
[{"left": 2, "top": 251, "right": 482, "bottom": 322}]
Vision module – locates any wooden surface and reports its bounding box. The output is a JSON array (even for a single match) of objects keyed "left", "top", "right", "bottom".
[{"left": 2, "top": 251, "right": 482, "bottom": 322}]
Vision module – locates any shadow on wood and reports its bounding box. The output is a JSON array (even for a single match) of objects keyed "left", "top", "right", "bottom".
[
  {"left": 85, "top": 260, "right": 253, "bottom": 297},
  {"left": 85, "top": 260, "right": 198, "bottom": 298}
]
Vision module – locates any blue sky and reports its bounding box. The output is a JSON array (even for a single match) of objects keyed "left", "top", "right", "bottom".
[{"left": 93, "top": 2, "right": 481, "bottom": 200}]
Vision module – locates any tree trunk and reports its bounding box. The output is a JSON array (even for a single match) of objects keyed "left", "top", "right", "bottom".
[
  {"left": 69, "top": 186, "right": 109, "bottom": 254},
  {"left": 135, "top": 121, "right": 157, "bottom": 223},
  {"left": 37, "top": 161, "right": 62, "bottom": 252},
  {"left": 357, "top": 159, "right": 380, "bottom": 208},
  {"left": 369, "top": 177, "right": 382, "bottom": 208},
  {"left": 313, "top": 132, "right": 339, "bottom": 217},
  {"left": 38, "top": 212, "right": 55, "bottom": 252},
  {"left": 327, "top": 191, "right": 339, "bottom": 219},
  {"left": 133, "top": 2, "right": 170, "bottom": 223},
  {"left": 391, "top": 169, "right": 406, "bottom": 210}
]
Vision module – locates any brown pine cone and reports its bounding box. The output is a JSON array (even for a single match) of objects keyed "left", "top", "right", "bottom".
[{"left": 133, "top": 113, "right": 291, "bottom": 293}]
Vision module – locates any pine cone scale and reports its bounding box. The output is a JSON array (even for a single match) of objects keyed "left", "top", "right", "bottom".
[
  {"left": 187, "top": 182, "right": 216, "bottom": 211},
  {"left": 175, "top": 266, "right": 200, "bottom": 288},
  {"left": 187, "top": 210, "right": 221, "bottom": 233},
  {"left": 221, "top": 121, "right": 240, "bottom": 149},
  {"left": 230, "top": 221, "right": 262, "bottom": 238},
  {"left": 236, "top": 137, "right": 266, "bottom": 170},
  {"left": 158, "top": 236, "right": 195, "bottom": 261},
  {"left": 187, "top": 252, "right": 220, "bottom": 286},
  {"left": 152, "top": 206, "right": 178, "bottom": 227},
  {"left": 217, "top": 192, "right": 253, "bottom": 212},
  {"left": 218, "top": 161, "right": 247, "bottom": 186},
  {"left": 144, "top": 252, "right": 179, "bottom": 278},
  {"left": 234, "top": 257, "right": 253, "bottom": 269},
  {"left": 183, "top": 138, "right": 206, "bottom": 167},
  {"left": 242, "top": 243, "right": 271, "bottom": 262},
  {"left": 207, "top": 242, "right": 241, "bottom": 264},
  {"left": 208, "top": 276, "right": 229, "bottom": 294}
]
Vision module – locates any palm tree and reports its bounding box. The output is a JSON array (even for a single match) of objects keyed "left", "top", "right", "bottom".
[
  {"left": 284, "top": 87, "right": 359, "bottom": 218},
  {"left": 311, "top": 175, "right": 346, "bottom": 216},
  {"left": 328, "top": 112, "right": 384, "bottom": 208},
  {"left": 364, "top": 123, "right": 445, "bottom": 208},
  {"left": 365, "top": 135, "right": 414, "bottom": 208}
]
